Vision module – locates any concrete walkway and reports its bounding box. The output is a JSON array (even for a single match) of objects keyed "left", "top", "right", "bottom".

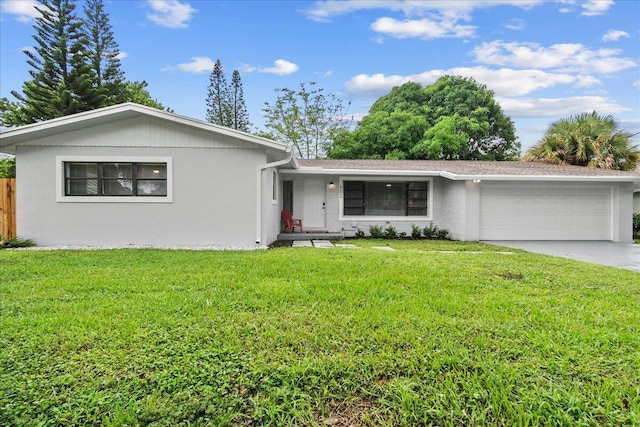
[{"left": 486, "top": 241, "right": 640, "bottom": 272}]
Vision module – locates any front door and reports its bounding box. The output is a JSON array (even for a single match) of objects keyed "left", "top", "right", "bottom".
[{"left": 303, "top": 179, "right": 326, "bottom": 229}]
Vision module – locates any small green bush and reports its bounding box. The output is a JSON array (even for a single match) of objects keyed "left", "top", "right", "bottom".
[
  {"left": 369, "top": 225, "right": 384, "bottom": 238},
  {"left": 633, "top": 212, "right": 640, "bottom": 238},
  {"left": 383, "top": 225, "right": 398, "bottom": 239},
  {"left": 423, "top": 224, "right": 450, "bottom": 240},
  {"left": 0, "top": 157, "right": 16, "bottom": 178},
  {"left": 354, "top": 228, "right": 365, "bottom": 238},
  {"left": 411, "top": 224, "right": 422, "bottom": 239},
  {"left": 0, "top": 236, "right": 35, "bottom": 249}
]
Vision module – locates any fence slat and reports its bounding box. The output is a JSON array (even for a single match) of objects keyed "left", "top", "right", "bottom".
[{"left": 0, "top": 178, "right": 16, "bottom": 239}]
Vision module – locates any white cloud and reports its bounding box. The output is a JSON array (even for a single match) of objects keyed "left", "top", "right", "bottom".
[
  {"left": 302, "top": 0, "right": 543, "bottom": 22},
  {"left": 1, "top": 0, "right": 39, "bottom": 22},
  {"left": 147, "top": 0, "right": 196, "bottom": 29},
  {"left": 574, "top": 75, "right": 601, "bottom": 87},
  {"left": 602, "top": 29, "right": 629, "bottom": 42},
  {"left": 371, "top": 16, "right": 475, "bottom": 39},
  {"left": 314, "top": 70, "right": 334, "bottom": 78},
  {"left": 115, "top": 52, "right": 128, "bottom": 60},
  {"left": 344, "top": 66, "right": 591, "bottom": 99},
  {"left": 472, "top": 41, "right": 636, "bottom": 74},
  {"left": 237, "top": 63, "right": 257, "bottom": 73},
  {"left": 259, "top": 59, "right": 299, "bottom": 75},
  {"left": 504, "top": 18, "right": 525, "bottom": 30},
  {"left": 581, "top": 0, "right": 614, "bottom": 16},
  {"left": 633, "top": 81, "right": 640, "bottom": 89},
  {"left": 498, "top": 96, "right": 631, "bottom": 118},
  {"left": 174, "top": 56, "right": 215, "bottom": 73}
]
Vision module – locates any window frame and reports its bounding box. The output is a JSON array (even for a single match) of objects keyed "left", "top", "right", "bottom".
[
  {"left": 271, "top": 169, "right": 278, "bottom": 204},
  {"left": 56, "top": 156, "right": 173, "bottom": 203},
  {"left": 338, "top": 176, "right": 432, "bottom": 221}
]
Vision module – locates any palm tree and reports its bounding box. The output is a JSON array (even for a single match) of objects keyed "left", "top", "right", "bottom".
[{"left": 524, "top": 112, "right": 639, "bottom": 171}]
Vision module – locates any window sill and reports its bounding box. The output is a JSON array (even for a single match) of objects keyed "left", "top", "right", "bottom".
[
  {"left": 57, "top": 196, "right": 173, "bottom": 203},
  {"left": 339, "top": 215, "right": 432, "bottom": 222}
]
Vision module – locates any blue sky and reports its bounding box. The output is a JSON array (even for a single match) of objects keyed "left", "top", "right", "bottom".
[{"left": 1, "top": 0, "right": 639, "bottom": 152}]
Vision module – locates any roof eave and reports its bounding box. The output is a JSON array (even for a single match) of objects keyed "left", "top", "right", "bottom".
[
  {"left": 280, "top": 167, "right": 638, "bottom": 182},
  {"left": 0, "top": 103, "right": 290, "bottom": 153},
  {"left": 444, "top": 174, "right": 639, "bottom": 182},
  {"left": 280, "top": 167, "right": 442, "bottom": 176}
]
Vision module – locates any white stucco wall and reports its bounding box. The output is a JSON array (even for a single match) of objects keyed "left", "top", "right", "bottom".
[
  {"left": 261, "top": 167, "right": 282, "bottom": 245},
  {"left": 613, "top": 182, "right": 634, "bottom": 242},
  {"left": 15, "top": 118, "right": 271, "bottom": 247},
  {"left": 432, "top": 178, "right": 468, "bottom": 241}
]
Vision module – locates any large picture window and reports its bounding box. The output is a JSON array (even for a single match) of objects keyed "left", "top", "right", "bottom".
[
  {"left": 342, "top": 180, "right": 429, "bottom": 217},
  {"left": 64, "top": 162, "right": 168, "bottom": 197}
]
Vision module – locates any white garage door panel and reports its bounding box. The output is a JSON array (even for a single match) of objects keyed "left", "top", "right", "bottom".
[{"left": 480, "top": 183, "right": 612, "bottom": 241}]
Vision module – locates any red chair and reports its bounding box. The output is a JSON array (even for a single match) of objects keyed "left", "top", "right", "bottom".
[{"left": 281, "top": 210, "right": 302, "bottom": 233}]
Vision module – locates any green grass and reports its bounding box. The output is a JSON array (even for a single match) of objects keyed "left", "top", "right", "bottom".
[{"left": 1, "top": 241, "right": 639, "bottom": 426}]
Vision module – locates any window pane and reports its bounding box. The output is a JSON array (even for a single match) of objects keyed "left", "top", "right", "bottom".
[
  {"left": 408, "top": 207, "right": 428, "bottom": 216},
  {"left": 343, "top": 181, "right": 364, "bottom": 216},
  {"left": 408, "top": 182, "right": 427, "bottom": 191},
  {"left": 365, "top": 182, "right": 406, "bottom": 216},
  {"left": 407, "top": 181, "right": 428, "bottom": 216},
  {"left": 344, "top": 208, "right": 364, "bottom": 216},
  {"left": 137, "top": 164, "right": 167, "bottom": 179},
  {"left": 137, "top": 180, "right": 167, "bottom": 196},
  {"left": 66, "top": 163, "right": 97, "bottom": 178},
  {"left": 66, "top": 179, "right": 98, "bottom": 195},
  {"left": 102, "top": 179, "right": 133, "bottom": 196},
  {"left": 102, "top": 163, "right": 132, "bottom": 178}
]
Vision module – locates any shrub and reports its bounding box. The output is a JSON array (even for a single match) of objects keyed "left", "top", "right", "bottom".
[
  {"left": 436, "top": 228, "right": 450, "bottom": 240},
  {"left": 0, "top": 236, "right": 35, "bottom": 249},
  {"left": 354, "top": 228, "right": 365, "bottom": 239},
  {"left": 0, "top": 157, "right": 16, "bottom": 178},
  {"left": 423, "top": 224, "right": 450, "bottom": 240},
  {"left": 411, "top": 224, "right": 422, "bottom": 239},
  {"left": 423, "top": 224, "right": 437, "bottom": 239},
  {"left": 634, "top": 212, "right": 640, "bottom": 238},
  {"left": 383, "top": 225, "right": 398, "bottom": 239},
  {"left": 369, "top": 225, "right": 384, "bottom": 239}
]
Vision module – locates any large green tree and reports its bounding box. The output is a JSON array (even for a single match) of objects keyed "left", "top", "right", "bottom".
[
  {"left": 1, "top": 0, "right": 169, "bottom": 127},
  {"left": 205, "top": 59, "right": 232, "bottom": 127},
  {"left": 230, "top": 70, "right": 250, "bottom": 132},
  {"left": 262, "top": 82, "right": 351, "bottom": 159},
  {"left": 83, "top": 0, "right": 125, "bottom": 104},
  {"left": 205, "top": 61, "right": 249, "bottom": 130},
  {"left": 524, "top": 112, "right": 639, "bottom": 171},
  {"left": 10, "top": 0, "right": 103, "bottom": 124},
  {"left": 329, "top": 76, "right": 520, "bottom": 160},
  {"left": 122, "top": 81, "right": 172, "bottom": 112}
]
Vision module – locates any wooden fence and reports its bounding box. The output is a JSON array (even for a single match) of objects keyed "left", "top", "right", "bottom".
[{"left": 0, "top": 178, "right": 16, "bottom": 239}]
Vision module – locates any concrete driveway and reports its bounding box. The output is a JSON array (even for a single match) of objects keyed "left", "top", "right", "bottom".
[{"left": 485, "top": 241, "right": 640, "bottom": 272}]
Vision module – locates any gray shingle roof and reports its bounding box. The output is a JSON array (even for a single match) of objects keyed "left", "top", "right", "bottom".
[{"left": 297, "top": 159, "right": 640, "bottom": 180}]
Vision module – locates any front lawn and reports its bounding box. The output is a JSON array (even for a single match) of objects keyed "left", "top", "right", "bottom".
[{"left": 1, "top": 241, "right": 639, "bottom": 426}]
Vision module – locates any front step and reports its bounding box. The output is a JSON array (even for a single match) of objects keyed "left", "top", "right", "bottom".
[{"left": 277, "top": 231, "right": 344, "bottom": 241}]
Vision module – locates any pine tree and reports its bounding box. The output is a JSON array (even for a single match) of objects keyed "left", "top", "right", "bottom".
[
  {"left": 83, "top": 0, "right": 125, "bottom": 104},
  {"left": 205, "top": 59, "right": 232, "bottom": 127},
  {"left": 230, "top": 70, "right": 250, "bottom": 132},
  {"left": 11, "top": 0, "right": 103, "bottom": 123}
]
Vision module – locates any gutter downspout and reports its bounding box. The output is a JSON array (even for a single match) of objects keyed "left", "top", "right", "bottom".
[{"left": 256, "top": 149, "right": 294, "bottom": 244}]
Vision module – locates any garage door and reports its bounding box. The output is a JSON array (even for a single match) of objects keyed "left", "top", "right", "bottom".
[{"left": 480, "top": 183, "right": 612, "bottom": 240}]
